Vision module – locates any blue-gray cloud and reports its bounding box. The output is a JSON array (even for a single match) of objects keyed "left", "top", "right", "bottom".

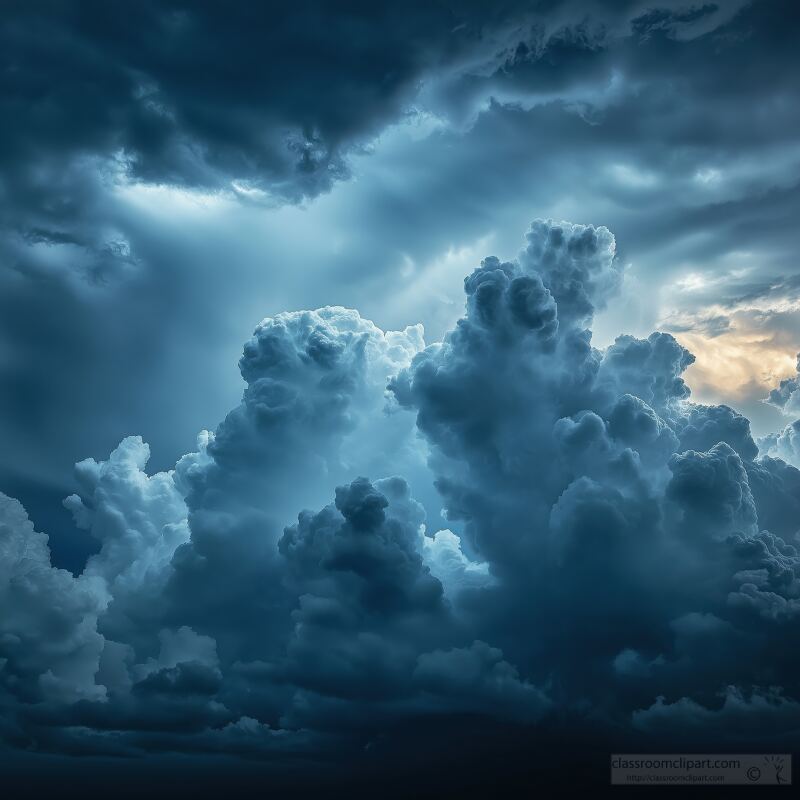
[
  {"left": 3, "top": 1, "right": 800, "bottom": 790},
  {"left": 4, "top": 1, "right": 800, "bottom": 552},
  {"left": 2, "top": 220, "right": 799, "bottom": 791}
]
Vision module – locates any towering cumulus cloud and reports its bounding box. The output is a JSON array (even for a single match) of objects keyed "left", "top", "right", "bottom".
[
  {"left": 1, "top": 220, "right": 799, "bottom": 783},
  {"left": 391, "top": 220, "right": 799, "bottom": 737}
]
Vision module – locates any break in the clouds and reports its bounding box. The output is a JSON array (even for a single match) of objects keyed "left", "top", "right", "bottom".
[
  {"left": 2, "top": 0, "right": 800, "bottom": 792},
  {"left": 2, "top": 219, "right": 800, "bottom": 793}
]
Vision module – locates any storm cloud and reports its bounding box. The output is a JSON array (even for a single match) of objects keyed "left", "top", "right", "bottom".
[
  {"left": 2, "top": 219, "right": 799, "bottom": 794},
  {"left": 4, "top": 1, "right": 800, "bottom": 521},
  {"left": 2, "top": 1, "right": 800, "bottom": 793}
]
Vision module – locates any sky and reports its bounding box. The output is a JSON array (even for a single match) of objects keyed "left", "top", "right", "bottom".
[{"left": 2, "top": 0, "right": 800, "bottom": 794}]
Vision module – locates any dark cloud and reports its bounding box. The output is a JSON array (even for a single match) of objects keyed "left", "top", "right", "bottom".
[
  {"left": 4, "top": 0, "right": 797, "bottom": 288},
  {"left": 676, "top": 403, "right": 759, "bottom": 462},
  {"left": 4, "top": 0, "right": 800, "bottom": 561},
  {"left": 1, "top": 1, "right": 457, "bottom": 205},
  {"left": 390, "top": 218, "right": 800, "bottom": 736},
  {"left": 3, "top": 0, "right": 760, "bottom": 219},
  {"left": 3, "top": 0, "right": 800, "bottom": 789},
  {"left": 3, "top": 217, "right": 800, "bottom": 786}
]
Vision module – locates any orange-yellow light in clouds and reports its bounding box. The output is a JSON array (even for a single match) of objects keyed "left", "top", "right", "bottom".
[{"left": 675, "top": 329, "right": 797, "bottom": 406}]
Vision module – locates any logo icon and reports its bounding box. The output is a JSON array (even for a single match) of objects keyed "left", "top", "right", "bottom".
[{"left": 765, "top": 755, "right": 787, "bottom": 785}]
